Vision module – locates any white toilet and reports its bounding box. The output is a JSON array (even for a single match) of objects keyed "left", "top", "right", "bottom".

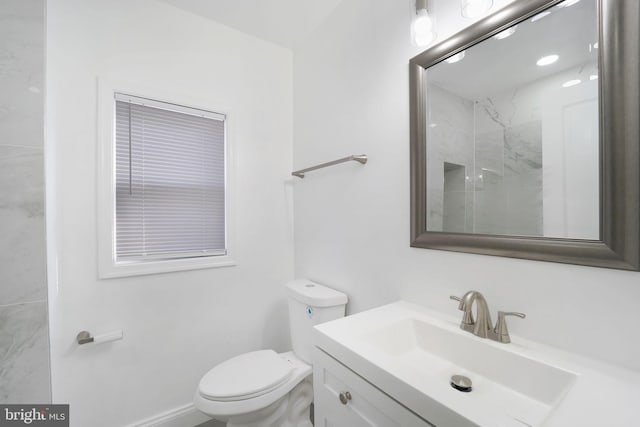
[{"left": 194, "top": 279, "right": 348, "bottom": 427}]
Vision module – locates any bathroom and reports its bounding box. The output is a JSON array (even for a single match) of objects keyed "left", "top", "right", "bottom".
[{"left": 1, "top": 0, "right": 639, "bottom": 426}]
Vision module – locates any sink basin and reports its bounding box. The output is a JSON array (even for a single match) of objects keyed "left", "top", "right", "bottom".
[
  {"left": 313, "top": 302, "right": 578, "bottom": 427},
  {"left": 359, "top": 317, "right": 576, "bottom": 426}
]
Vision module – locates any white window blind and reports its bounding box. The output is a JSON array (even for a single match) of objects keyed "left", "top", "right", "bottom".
[{"left": 114, "top": 93, "right": 226, "bottom": 261}]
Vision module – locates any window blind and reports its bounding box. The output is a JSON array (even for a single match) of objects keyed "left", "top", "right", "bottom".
[{"left": 114, "top": 94, "right": 226, "bottom": 260}]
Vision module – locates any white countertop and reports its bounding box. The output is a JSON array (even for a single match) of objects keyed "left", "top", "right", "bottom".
[{"left": 312, "top": 301, "right": 640, "bottom": 427}]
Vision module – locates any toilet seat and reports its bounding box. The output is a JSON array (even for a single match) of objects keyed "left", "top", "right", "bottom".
[
  {"left": 199, "top": 350, "right": 293, "bottom": 401},
  {"left": 195, "top": 351, "right": 312, "bottom": 419}
]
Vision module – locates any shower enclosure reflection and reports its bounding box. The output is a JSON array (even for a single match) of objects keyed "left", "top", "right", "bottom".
[{"left": 425, "top": 0, "right": 599, "bottom": 239}]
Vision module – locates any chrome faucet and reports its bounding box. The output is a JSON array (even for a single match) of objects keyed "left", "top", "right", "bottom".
[{"left": 450, "top": 291, "right": 525, "bottom": 343}]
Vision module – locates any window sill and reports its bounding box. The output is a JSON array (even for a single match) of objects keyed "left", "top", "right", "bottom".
[{"left": 98, "top": 254, "right": 236, "bottom": 279}]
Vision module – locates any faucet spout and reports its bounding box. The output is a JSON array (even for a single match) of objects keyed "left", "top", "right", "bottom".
[
  {"left": 451, "top": 291, "right": 525, "bottom": 343},
  {"left": 459, "top": 291, "right": 493, "bottom": 338}
]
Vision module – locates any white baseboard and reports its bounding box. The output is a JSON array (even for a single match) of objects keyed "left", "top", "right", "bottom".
[{"left": 128, "top": 403, "right": 220, "bottom": 427}]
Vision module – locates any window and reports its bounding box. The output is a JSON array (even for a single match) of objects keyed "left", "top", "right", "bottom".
[{"left": 98, "top": 86, "right": 233, "bottom": 278}]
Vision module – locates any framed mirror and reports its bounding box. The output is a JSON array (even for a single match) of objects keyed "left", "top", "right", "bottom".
[{"left": 410, "top": 0, "right": 640, "bottom": 270}]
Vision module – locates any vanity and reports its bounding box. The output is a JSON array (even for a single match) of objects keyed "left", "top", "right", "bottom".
[
  {"left": 310, "top": 0, "right": 640, "bottom": 423},
  {"left": 311, "top": 0, "right": 640, "bottom": 422},
  {"left": 312, "top": 301, "right": 640, "bottom": 426}
]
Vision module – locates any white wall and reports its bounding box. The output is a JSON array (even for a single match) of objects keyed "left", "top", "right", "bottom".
[
  {"left": 293, "top": 0, "right": 640, "bottom": 372},
  {"left": 46, "top": 1, "right": 293, "bottom": 425}
]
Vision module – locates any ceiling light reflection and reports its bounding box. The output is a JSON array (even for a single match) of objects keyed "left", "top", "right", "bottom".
[
  {"left": 445, "top": 51, "right": 466, "bottom": 64},
  {"left": 493, "top": 26, "right": 517, "bottom": 40},
  {"left": 531, "top": 11, "right": 551, "bottom": 22},
  {"left": 536, "top": 54, "right": 559, "bottom": 66},
  {"left": 562, "top": 79, "right": 581, "bottom": 88},
  {"left": 557, "top": 0, "right": 581, "bottom": 8}
]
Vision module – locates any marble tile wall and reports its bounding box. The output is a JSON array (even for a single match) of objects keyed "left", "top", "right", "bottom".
[
  {"left": 0, "top": 0, "right": 50, "bottom": 403},
  {"left": 475, "top": 96, "right": 543, "bottom": 236},
  {"left": 442, "top": 163, "right": 467, "bottom": 233},
  {"left": 426, "top": 84, "right": 475, "bottom": 232},
  {"left": 426, "top": 81, "right": 544, "bottom": 236}
]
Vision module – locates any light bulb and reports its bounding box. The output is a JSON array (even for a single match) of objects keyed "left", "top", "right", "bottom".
[
  {"left": 461, "top": 0, "right": 493, "bottom": 19},
  {"left": 412, "top": 8, "right": 436, "bottom": 46},
  {"left": 413, "top": 10, "right": 432, "bottom": 34}
]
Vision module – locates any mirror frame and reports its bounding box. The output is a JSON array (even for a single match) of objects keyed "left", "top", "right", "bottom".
[{"left": 410, "top": 0, "right": 640, "bottom": 270}]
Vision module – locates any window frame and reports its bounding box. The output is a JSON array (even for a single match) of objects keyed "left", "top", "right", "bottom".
[{"left": 97, "top": 79, "right": 236, "bottom": 278}]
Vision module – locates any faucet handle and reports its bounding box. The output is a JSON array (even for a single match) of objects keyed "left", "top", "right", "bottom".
[
  {"left": 450, "top": 295, "right": 474, "bottom": 327},
  {"left": 494, "top": 311, "right": 526, "bottom": 343}
]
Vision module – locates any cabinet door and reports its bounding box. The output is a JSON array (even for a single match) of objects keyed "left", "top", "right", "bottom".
[{"left": 313, "top": 347, "right": 433, "bottom": 427}]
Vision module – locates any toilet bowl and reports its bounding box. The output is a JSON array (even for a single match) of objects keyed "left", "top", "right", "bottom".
[
  {"left": 194, "top": 350, "right": 312, "bottom": 427},
  {"left": 194, "top": 280, "right": 348, "bottom": 427}
]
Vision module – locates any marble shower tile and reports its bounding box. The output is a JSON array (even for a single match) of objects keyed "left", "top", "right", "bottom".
[
  {"left": 474, "top": 128, "right": 504, "bottom": 185},
  {"left": 504, "top": 121, "right": 543, "bottom": 175},
  {"left": 0, "top": 146, "right": 46, "bottom": 305},
  {"left": 443, "top": 164, "right": 466, "bottom": 232},
  {"left": 0, "top": 301, "right": 50, "bottom": 403},
  {"left": 426, "top": 84, "right": 475, "bottom": 231},
  {"left": 0, "top": 0, "right": 44, "bottom": 149},
  {"left": 0, "top": 86, "right": 43, "bottom": 148},
  {"left": 428, "top": 84, "right": 474, "bottom": 133},
  {"left": 504, "top": 121, "right": 543, "bottom": 236},
  {"left": 474, "top": 190, "right": 507, "bottom": 235}
]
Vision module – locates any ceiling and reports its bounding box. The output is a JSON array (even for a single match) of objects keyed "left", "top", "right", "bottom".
[
  {"left": 156, "top": 0, "right": 345, "bottom": 49},
  {"left": 429, "top": 0, "right": 598, "bottom": 99}
]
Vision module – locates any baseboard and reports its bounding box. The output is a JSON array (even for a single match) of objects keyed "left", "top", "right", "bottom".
[{"left": 128, "top": 403, "right": 220, "bottom": 427}]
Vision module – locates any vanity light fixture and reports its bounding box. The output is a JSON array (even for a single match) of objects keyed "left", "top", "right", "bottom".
[
  {"left": 562, "top": 79, "right": 582, "bottom": 88},
  {"left": 536, "top": 54, "right": 559, "bottom": 66},
  {"left": 530, "top": 11, "right": 551, "bottom": 22},
  {"left": 412, "top": 0, "right": 437, "bottom": 47},
  {"left": 493, "top": 25, "right": 517, "bottom": 40},
  {"left": 461, "top": 0, "right": 493, "bottom": 18},
  {"left": 445, "top": 51, "right": 466, "bottom": 64}
]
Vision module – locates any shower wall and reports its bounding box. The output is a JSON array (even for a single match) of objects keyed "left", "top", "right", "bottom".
[
  {"left": 426, "top": 83, "right": 544, "bottom": 236},
  {"left": 474, "top": 96, "right": 543, "bottom": 236},
  {"left": 0, "top": 0, "right": 50, "bottom": 403},
  {"left": 426, "top": 84, "right": 475, "bottom": 233}
]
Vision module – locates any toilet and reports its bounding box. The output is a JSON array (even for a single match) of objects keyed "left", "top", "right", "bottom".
[{"left": 194, "top": 279, "right": 348, "bottom": 427}]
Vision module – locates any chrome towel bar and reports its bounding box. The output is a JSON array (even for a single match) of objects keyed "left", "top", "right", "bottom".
[{"left": 292, "top": 154, "right": 368, "bottom": 178}]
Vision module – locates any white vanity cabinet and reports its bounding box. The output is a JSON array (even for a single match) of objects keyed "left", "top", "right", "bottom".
[{"left": 312, "top": 347, "right": 433, "bottom": 427}]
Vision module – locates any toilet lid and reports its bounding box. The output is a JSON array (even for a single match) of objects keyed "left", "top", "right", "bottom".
[{"left": 199, "top": 350, "right": 293, "bottom": 401}]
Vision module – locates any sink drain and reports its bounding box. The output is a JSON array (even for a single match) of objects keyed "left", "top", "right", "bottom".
[{"left": 450, "top": 375, "right": 472, "bottom": 392}]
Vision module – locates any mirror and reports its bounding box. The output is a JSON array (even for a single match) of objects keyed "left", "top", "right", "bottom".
[
  {"left": 410, "top": 0, "right": 640, "bottom": 270},
  {"left": 427, "top": 0, "right": 598, "bottom": 239}
]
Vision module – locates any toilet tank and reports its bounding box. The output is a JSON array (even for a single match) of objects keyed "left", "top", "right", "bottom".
[{"left": 286, "top": 279, "right": 348, "bottom": 363}]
